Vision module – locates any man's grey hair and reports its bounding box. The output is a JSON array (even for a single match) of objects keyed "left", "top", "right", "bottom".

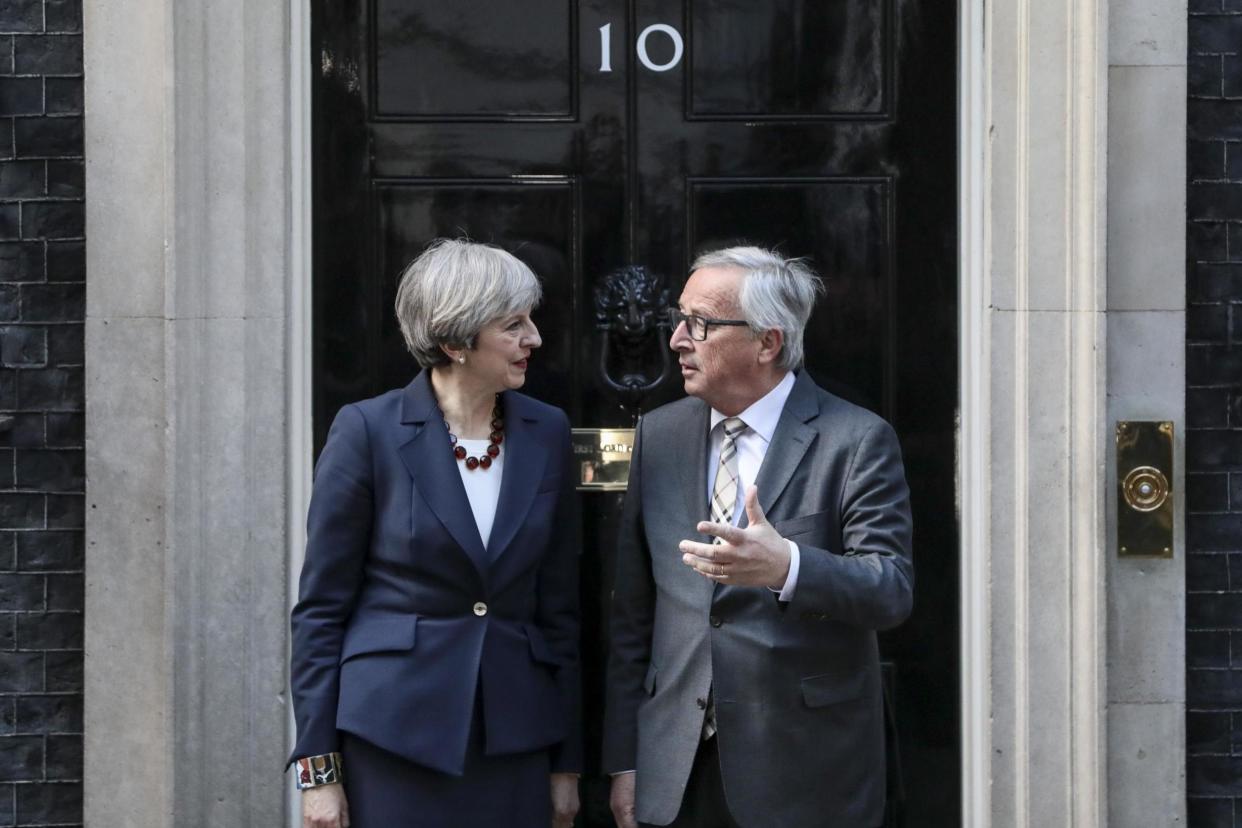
[
  {"left": 691, "top": 246, "right": 825, "bottom": 370},
  {"left": 394, "top": 239, "right": 542, "bottom": 368}
]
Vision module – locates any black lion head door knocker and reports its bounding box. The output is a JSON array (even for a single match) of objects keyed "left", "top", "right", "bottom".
[{"left": 594, "top": 265, "right": 675, "bottom": 422}]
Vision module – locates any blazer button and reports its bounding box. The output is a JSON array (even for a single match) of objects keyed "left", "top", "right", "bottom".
[
  {"left": 473, "top": 602, "right": 488, "bottom": 617},
  {"left": 709, "top": 615, "right": 722, "bottom": 628},
  {"left": 696, "top": 697, "right": 707, "bottom": 710}
]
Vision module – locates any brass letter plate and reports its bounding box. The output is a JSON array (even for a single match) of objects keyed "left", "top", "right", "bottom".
[
  {"left": 1116, "top": 421, "right": 1174, "bottom": 558},
  {"left": 571, "top": 428, "right": 634, "bottom": 491}
]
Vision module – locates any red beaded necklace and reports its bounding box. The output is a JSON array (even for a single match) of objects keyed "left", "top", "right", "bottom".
[{"left": 445, "top": 397, "right": 504, "bottom": 471}]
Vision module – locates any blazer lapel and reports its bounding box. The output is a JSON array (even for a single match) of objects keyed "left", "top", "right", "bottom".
[
  {"left": 679, "top": 402, "right": 713, "bottom": 533},
  {"left": 673, "top": 401, "right": 717, "bottom": 606},
  {"left": 396, "top": 372, "right": 490, "bottom": 579},
  {"left": 744, "top": 371, "right": 820, "bottom": 527},
  {"left": 485, "top": 392, "right": 547, "bottom": 562}
]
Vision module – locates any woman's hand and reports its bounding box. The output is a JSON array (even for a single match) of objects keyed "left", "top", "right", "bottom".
[
  {"left": 550, "top": 772, "right": 580, "bottom": 828},
  {"left": 609, "top": 771, "right": 638, "bottom": 828},
  {"left": 302, "top": 784, "right": 350, "bottom": 828}
]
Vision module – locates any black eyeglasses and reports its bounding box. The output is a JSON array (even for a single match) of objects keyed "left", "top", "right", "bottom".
[{"left": 666, "top": 308, "right": 750, "bottom": 341}]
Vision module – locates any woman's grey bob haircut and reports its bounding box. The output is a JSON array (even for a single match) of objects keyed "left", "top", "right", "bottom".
[
  {"left": 690, "top": 246, "right": 825, "bottom": 371},
  {"left": 394, "top": 239, "right": 543, "bottom": 369}
]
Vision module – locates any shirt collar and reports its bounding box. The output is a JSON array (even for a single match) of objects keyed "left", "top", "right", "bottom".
[{"left": 709, "top": 371, "right": 796, "bottom": 444}]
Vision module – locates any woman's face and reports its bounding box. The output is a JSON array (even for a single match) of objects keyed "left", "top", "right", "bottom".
[{"left": 467, "top": 310, "right": 542, "bottom": 391}]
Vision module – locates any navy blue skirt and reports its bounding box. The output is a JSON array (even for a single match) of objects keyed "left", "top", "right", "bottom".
[{"left": 340, "top": 709, "right": 550, "bottom": 828}]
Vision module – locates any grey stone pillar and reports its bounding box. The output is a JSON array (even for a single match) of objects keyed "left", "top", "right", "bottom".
[
  {"left": 84, "top": 0, "right": 293, "bottom": 824},
  {"left": 962, "top": 0, "right": 1113, "bottom": 822},
  {"left": 964, "top": 0, "right": 1187, "bottom": 823}
]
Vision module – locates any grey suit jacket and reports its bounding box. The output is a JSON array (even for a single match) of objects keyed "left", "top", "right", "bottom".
[{"left": 603, "top": 371, "right": 914, "bottom": 828}]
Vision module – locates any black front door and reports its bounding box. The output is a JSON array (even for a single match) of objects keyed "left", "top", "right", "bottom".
[{"left": 313, "top": 1, "right": 957, "bottom": 824}]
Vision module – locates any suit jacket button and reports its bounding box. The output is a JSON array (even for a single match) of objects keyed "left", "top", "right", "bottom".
[
  {"left": 709, "top": 615, "right": 722, "bottom": 628},
  {"left": 696, "top": 697, "right": 707, "bottom": 709},
  {"left": 473, "top": 602, "right": 487, "bottom": 617}
]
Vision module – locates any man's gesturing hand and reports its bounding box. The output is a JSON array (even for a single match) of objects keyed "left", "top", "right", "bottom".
[{"left": 681, "top": 485, "right": 790, "bottom": 589}]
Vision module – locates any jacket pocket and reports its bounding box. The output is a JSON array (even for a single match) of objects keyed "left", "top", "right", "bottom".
[
  {"left": 800, "top": 670, "right": 866, "bottom": 708},
  {"left": 339, "top": 615, "right": 418, "bottom": 663},
  {"left": 642, "top": 663, "right": 658, "bottom": 696},
  {"left": 524, "top": 623, "right": 563, "bottom": 666},
  {"left": 774, "top": 510, "right": 831, "bottom": 539}
]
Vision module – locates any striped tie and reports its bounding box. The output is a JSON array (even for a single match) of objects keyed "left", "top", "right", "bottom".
[
  {"left": 703, "top": 416, "right": 746, "bottom": 740},
  {"left": 710, "top": 417, "right": 748, "bottom": 534}
]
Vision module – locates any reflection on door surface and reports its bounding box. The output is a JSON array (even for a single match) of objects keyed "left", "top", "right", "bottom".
[{"left": 312, "top": 1, "right": 958, "bottom": 824}]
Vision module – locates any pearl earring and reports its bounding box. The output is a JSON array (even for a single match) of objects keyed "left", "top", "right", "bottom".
[{"left": 458, "top": 356, "right": 466, "bottom": 365}]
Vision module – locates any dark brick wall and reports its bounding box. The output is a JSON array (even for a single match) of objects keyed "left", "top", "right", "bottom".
[
  {"left": 1188, "top": 3, "right": 1242, "bottom": 826},
  {"left": 0, "top": 1, "right": 84, "bottom": 826}
]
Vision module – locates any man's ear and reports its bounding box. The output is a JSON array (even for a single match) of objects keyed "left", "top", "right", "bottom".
[{"left": 756, "top": 328, "right": 784, "bottom": 365}]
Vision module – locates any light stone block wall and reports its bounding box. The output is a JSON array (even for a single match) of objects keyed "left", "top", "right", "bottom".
[
  {"left": 83, "top": 0, "right": 171, "bottom": 822},
  {"left": 1105, "top": 0, "right": 1188, "bottom": 822},
  {"left": 84, "top": 0, "right": 292, "bottom": 824}
]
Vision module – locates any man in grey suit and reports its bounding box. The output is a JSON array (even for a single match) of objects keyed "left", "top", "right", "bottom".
[{"left": 603, "top": 247, "right": 914, "bottom": 828}]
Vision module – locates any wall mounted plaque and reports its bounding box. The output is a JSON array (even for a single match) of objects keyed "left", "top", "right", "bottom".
[
  {"left": 1116, "top": 420, "right": 1174, "bottom": 558},
  {"left": 571, "top": 428, "right": 635, "bottom": 491}
]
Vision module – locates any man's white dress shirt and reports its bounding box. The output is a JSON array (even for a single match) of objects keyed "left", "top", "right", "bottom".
[{"left": 706, "top": 370, "right": 801, "bottom": 600}]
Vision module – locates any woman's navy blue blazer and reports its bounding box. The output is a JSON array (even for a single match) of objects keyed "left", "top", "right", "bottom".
[{"left": 288, "top": 370, "right": 582, "bottom": 775}]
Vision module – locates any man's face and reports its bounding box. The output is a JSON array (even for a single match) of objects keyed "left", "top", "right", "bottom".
[{"left": 670, "top": 266, "right": 762, "bottom": 411}]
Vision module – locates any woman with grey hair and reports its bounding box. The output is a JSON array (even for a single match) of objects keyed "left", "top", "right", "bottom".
[{"left": 288, "top": 239, "right": 581, "bottom": 828}]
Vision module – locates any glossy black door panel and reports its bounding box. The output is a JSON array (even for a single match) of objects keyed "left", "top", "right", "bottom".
[
  {"left": 688, "top": 0, "right": 890, "bottom": 119},
  {"left": 313, "top": 0, "right": 957, "bottom": 823},
  {"left": 374, "top": 0, "right": 577, "bottom": 120}
]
